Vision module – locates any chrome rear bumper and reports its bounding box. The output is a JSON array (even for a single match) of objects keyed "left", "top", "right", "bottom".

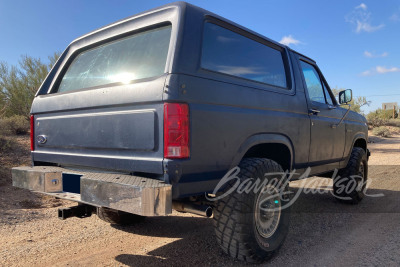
[{"left": 12, "top": 166, "right": 172, "bottom": 216}]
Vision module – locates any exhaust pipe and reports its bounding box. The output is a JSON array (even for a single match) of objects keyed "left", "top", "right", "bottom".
[{"left": 172, "top": 202, "right": 213, "bottom": 217}]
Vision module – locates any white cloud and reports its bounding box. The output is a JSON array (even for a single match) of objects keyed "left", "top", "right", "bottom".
[
  {"left": 364, "top": 51, "right": 388, "bottom": 58},
  {"left": 364, "top": 51, "right": 373, "bottom": 57},
  {"left": 376, "top": 66, "right": 400, "bottom": 74},
  {"left": 390, "top": 13, "right": 400, "bottom": 21},
  {"left": 279, "top": 35, "right": 301, "bottom": 46},
  {"left": 361, "top": 66, "right": 400, "bottom": 76},
  {"left": 356, "top": 3, "right": 367, "bottom": 10},
  {"left": 361, "top": 70, "right": 372, "bottom": 76},
  {"left": 390, "top": 8, "right": 400, "bottom": 22},
  {"left": 356, "top": 21, "right": 384, "bottom": 32},
  {"left": 346, "top": 4, "right": 384, "bottom": 33}
]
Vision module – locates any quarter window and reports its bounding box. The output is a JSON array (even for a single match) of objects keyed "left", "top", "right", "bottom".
[
  {"left": 323, "top": 82, "right": 334, "bottom": 105},
  {"left": 201, "top": 22, "right": 288, "bottom": 88}
]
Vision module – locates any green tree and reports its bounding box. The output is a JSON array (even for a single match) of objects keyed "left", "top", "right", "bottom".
[
  {"left": 331, "top": 88, "right": 370, "bottom": 114},
  {"left": 0, "top": 53, "right": 60, "bottom": 119}
]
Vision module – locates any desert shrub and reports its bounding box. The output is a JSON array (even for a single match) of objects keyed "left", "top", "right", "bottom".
[
  {"left": 366, "top": 108, "right": 400, "bottom": 127},
  {"left": 0, "top": 119, "right": 6, "bottom": 136},
  {"left": 369, "top": 108, "right": 397, "bottom": 119},
  {"left": 386, "top": 119, "right": 400, "bottom": 128},
  {"left": 372, "top": 126, "right": 391, "bottom": 137},
  {"left": 367, "top": 112, "right": 388, "bottom": 127},
  {"left": 0, "top": 136, "right": 14, "bottom": 152},
  {"left": 0, "top": 115, "right": 30, "bottom": 135},
  {"left": 382, "top": 109, "right": 398, "bottom": 119}
]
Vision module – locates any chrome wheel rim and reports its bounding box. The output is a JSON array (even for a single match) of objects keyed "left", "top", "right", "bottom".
[{"left": 254, "top": 185, "right": 281, "bottom": 239}]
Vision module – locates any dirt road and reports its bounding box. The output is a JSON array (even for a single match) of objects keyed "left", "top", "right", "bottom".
[{"left": 1, "top": 135, "right": 399, "bottom": 266}]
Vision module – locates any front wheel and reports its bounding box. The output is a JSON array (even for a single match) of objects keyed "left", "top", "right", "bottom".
[
  {"left": 333, "top": 147, "right": 368, "bottom": 204},
  {"left": 213, "top": 158, "right": 291, "bottom": 263}
]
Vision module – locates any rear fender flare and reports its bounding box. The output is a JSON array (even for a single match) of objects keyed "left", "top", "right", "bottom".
[{"left": 230, "top": 133, "right": 294, "bottom": 169}]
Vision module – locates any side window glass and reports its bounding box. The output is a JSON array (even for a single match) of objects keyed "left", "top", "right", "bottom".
[
  {"left": 201, "top": 22, "right": 288, "bottom": 88},
  {"left": 323, "top": 82, "right": 334, "bottom": 105},
  {"left": 300, "top": 61, "right": 325, "bottom": 104}
]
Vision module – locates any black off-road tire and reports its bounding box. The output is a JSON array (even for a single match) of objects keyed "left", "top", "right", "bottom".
[
  {"left": 97, "top": 207, "right": 145, "bottom": 225},
  {"left": 333, "top": 147, "right": 368, "bottom": 204},
  {"left": 213, "top": 158, "right": 291, "bottom": 263}
]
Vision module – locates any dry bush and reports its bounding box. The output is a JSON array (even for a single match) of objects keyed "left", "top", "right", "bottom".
[
  {"left": 386, "top": 119, "right": 400, "bottom": 128},
  {"left": 0, "top": 115, "right": 30, "bottom": 135},
  {"left": 372, "top": 126, "right": 391, "bottom": 138},
  {"left": 367, "top": 112, "right": 388, "bottom": 127},
  {"left": 0, "top": 136, "right": 14, "bottom": 152},
  {"left": 0, "top": 119, "right": 7, "bottom": 136}
]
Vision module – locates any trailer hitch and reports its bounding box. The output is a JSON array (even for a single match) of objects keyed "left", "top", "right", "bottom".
[{"left": 58, "top": 204, "right": 96, "bottom": 220}]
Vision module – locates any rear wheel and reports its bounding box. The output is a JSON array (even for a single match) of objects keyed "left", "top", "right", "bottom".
[
  {"left": 213, "top": 158, "right": 291, "bottom": 263},
  {"left": 333, "top": 147, "right": 368, "bottom": 204},
  {"left": 97, "top": 207, "right": 145, "bottom": 225}
]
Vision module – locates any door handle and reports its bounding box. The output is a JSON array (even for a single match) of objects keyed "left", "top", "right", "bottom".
[{"left": 309, "top": 108, "right": 320, "bottom": 115}]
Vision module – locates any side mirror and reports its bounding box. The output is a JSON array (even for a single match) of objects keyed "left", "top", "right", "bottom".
[{"left": 339, "top": 89, "right": 352, "bottom": 104}]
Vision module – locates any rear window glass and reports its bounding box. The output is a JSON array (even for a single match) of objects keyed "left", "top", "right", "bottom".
[
  {"left": 56, "top": 25, "right": 172, "bottom": 93},
  {"left": 201, "top": 22, "right": 288, "bottom": 88}
]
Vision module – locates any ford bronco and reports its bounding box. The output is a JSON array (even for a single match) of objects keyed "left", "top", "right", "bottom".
[{"left": 12, "top": 2, "right": 370, "bottom": 263}]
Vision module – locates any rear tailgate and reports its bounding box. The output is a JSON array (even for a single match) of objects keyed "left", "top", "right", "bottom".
[
  {"left": 31, "top": 77, "right": 166, "bottom": 174},
  {"left": 30, "top": 20, "right": 175, "bottom": 174}
]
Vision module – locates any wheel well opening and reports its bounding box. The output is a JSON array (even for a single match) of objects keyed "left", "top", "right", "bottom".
[
  {"left": 353, "top": 138, "right": 367, "bottom": 152},
  {"left": 243, "top": 143, "right": 291, "bottom": 171}
]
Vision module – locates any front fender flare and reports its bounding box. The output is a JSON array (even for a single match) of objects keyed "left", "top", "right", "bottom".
[{"left": 341, "top": 132, "right": 367, "bottom": 168}]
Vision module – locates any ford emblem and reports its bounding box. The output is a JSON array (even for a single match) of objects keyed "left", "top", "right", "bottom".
[{"left": 37, "top": 135, "right": 48, "bottom": 144}]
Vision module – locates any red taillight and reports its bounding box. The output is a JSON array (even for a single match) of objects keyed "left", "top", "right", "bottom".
[
  {"left": 164, "top": 103, "right": 189, "bottom": 159},
  {"left": 30, "top": 115, "right": 34, "bottom": 151}
]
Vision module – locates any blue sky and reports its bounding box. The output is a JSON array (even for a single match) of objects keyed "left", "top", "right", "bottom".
[{"left": 1, "top": 0, "right": 399, "bottom": 113}]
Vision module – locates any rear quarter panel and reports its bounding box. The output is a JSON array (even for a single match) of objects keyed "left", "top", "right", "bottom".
[
  {"left": 164, "top": 72, "right": 311, "bottom": 197},
  {"left": 162, "top": 7, "right": 313, "bottom": 198}
]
